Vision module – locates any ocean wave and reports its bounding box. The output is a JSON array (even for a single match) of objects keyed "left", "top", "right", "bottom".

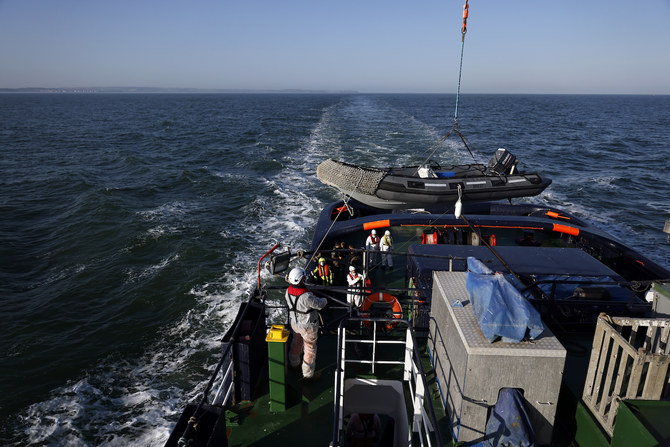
[
  {"left": 138, "top": 202, "right": 190, "bottom": 221},
  {"left": 15, "top": 266, "right": 260, "bottom": 446},
  {"left": 4, "top": 93, "right": 669, "bottom": 445},
  {"left": 124, "top": 254, "right": 180, "bottom": 283}
]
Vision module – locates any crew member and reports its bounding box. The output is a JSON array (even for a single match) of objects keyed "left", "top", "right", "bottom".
[
  {"left": 347, "top": 244, "right": 361, "bottom": 270},
  {"left": 346, "top": 265, "right": 365, "bottom": 307},
  {"left": 285, "top": 267, "right": 328, "bottom": 381},
  {"left": 380, "top": 229, "right": 393, "bottom": 270},
  {"left": 312, "top": 257, "right": 333, "bottom": 286},
  {"left": 365, "top": 229, "right": 380, "bottom": 267},
  {"left": 331, "top": 241, "right": 346, "bottom": 284},
  {"left": 516, "top": 230, "right": 541, "bottom": 246}
]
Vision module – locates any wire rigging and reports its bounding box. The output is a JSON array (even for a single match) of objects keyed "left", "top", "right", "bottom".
[
  {"left": 420, "top": 0, "right": 482, "bottom": 168},
  {"left": 454, "top": 0, "right": 469, "bottom": 130}
]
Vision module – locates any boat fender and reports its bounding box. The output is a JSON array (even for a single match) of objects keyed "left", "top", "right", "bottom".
[
  {"left": 552, "top": 223, "right": 579, "bottom": 236},
  {"left": 454, "top": 199, "right": 462, "bottom": 219},
  {"left": 454, "top": 183, "right": 463, "bottom": 219}
]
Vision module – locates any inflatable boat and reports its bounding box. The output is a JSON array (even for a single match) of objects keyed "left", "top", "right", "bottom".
[{"left": 316, "top": 148, "right": 552, "bottom": 209}]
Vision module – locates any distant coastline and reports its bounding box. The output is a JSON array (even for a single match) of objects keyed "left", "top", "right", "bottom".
[
  {"left": 1, "top": 88, "right": 667, "bottom": 96},
  {"left": 0, "top": 87, "right": 359, "bottom": 94}
]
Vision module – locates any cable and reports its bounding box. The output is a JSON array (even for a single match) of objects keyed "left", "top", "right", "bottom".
[
  {"left": 454, "top": 0, "right": 469, "bottom": 130},
  {"left": 459, "top": 214, "right": 528, "bottom": 289},
  {"left": 420, "top": 0, "right": 484, "bottom": 168}
]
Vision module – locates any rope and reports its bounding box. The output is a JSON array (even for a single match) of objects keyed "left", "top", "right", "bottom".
[
  {"left": 417, "top": 129, "right": 454, "bottom": 171},
  {"left": 459, "top": 214, "right": 528, "bottom": 288},
  {"left": 310, "top": 163, "right": 371, "bottom": 266},
  {"left": 309, "top": 196, "right": 352, "bottom": 265},
  {"left": 420, "top": 0, "right": 483, "bottom": 168},
  {"left": 454, "top": 0, "right": 469, "bottom": 130}
]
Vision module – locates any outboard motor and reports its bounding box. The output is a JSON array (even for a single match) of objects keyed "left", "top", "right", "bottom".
[{"left": 488, "top": 148, "right": 518, "bottom": 175}]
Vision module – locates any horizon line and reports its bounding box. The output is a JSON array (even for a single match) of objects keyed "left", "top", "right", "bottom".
[{"left": 1, "top": 87, "right": 668, "bottom": 96}]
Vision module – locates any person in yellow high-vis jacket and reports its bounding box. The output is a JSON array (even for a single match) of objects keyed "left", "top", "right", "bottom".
[{"left": 312, "top": 257, "right": 333, "bottom": 285}]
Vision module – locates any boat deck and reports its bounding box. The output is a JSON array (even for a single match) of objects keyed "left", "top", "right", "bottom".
[
  {"left": 167, "top": 202, "right": 670, "bottom": 447},
  {"left": 224, "top": 331, "right": 453, "bottom": 446}
]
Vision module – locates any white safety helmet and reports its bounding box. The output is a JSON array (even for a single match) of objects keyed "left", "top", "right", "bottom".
[
  {"left": 371, "top": 229, "right": 377, "bottom": 235},
  {"left": 385, "top": 230, "right": 390, "bottom": 236},
  {"left": 349, "top": 265, "right": 356, "bottom": 272},
  {"left": 288, "top": 267, "right": 305, "bottom": 285}
]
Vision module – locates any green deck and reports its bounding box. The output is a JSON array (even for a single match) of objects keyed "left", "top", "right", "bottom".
[
  {"left": 216, "top": 224, "right": 670, "bottom": 447},
  {"left": 225, "top": 331, "right": 453, "bottom": 447}
]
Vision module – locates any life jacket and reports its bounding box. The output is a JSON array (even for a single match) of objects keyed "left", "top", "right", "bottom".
[
  {"left": 314, "top": 264, "right": 332, "bottom": 285},
  {"left": 317, "top": 264, "right": 330, "bottom": 278},
  {"left": 421, "top": 229, "right": 438, "bottom": 244},
  {"left": 286, "top": 285, "right": 315, "bottom": 316},
  {"left": 382, "top": 235, "right": 392, "bottom": 246},
  {"left": 348, "top": 273, "right": 362, "bottom": 287},
  {"left": 369, "top": 235, "right": 379, "bottom": 245}
]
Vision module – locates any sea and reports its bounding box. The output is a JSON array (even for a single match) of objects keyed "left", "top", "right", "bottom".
[{"left": 1, "top": 93, "right": 669, "bottom": 445}]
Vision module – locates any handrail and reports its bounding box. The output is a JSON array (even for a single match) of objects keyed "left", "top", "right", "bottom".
[
  {"left": 175, "top": 288, "right": 265, "bottom": 445},
  {"left": 257, "top": 243, "right": 280, "bottom": 288},
  {"left": 331, "top": 317, "right": 443, "bottom": 447},
  {"left": 520, "top": 278, "right": 647, "bottom": 296},
  {"left": 518, "top": 277, "right": 654, "bottom": 310}
]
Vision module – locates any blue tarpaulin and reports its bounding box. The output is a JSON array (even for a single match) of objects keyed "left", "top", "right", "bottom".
[
  {"left": 484, "top": 388, "right": 535, "bottom": 447},
  {"left": 465, "top": 257, "right": 545, "bottom": 343}
]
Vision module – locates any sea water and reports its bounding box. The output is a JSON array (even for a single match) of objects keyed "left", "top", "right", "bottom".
[{"left": 1, "top": 93, "right": 669, "bottom": 445}]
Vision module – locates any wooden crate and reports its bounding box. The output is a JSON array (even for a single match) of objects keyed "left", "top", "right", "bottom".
[{"left": 582, "top": 313, "right": 670, "bottom": 436}]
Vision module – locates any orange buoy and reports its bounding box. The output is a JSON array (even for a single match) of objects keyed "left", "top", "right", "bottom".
[{"left": 360, "top": 292, "right": 402, "bottom": 330}]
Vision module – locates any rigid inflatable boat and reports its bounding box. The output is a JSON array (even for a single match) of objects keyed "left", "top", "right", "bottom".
[{"left": 316, "top": 148, "right": 552, "bottom": 209}]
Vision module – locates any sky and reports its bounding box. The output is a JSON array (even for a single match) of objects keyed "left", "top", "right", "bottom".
[{"left": 1, "top": 0, "right": 669, "bottom": 94}]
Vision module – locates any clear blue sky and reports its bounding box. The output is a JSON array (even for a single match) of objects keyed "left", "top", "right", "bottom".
[{"left": 1, "top": 0, "right": 669, "bottom": 94}]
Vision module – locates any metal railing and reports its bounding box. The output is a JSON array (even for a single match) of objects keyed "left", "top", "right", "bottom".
[{"left": 331, "top": 317, "right": 443, "bottom": 447}]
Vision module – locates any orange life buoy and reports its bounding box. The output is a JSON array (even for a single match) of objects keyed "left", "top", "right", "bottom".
[{"left": 360, "top": 292, "right": 402, "bottom": 330}]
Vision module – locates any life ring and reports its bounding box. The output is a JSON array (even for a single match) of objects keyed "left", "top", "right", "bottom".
[{"left": 360, "top": 292, "right": 402, "bottom": 330}]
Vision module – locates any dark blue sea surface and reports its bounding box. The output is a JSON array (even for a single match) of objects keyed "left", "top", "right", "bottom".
[{"left": 1, "top": 93, "right": 669, "bottom": 445}]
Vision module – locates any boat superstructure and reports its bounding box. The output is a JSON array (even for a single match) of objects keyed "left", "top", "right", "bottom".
[{"left": 166, "top": 198, "right": 670, "bottom": 447}]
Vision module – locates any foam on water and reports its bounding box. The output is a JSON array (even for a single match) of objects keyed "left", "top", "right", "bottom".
[
  {"left": 124, "top": 254, "right": 180, "bottom": 283},
  {"left": 13, "top": 98, "right": 346, "bottom": 446},
  {"left": 20, "top": 264, "right": 260, "bottom": 446}
]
